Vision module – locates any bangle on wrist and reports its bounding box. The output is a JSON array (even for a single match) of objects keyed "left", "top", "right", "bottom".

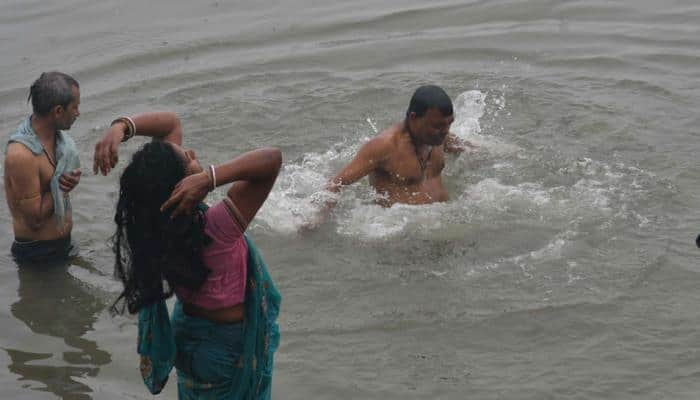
[
  {"left": 204, "top": 168, "right": 213, "bottom": 192},
  {"left": 111, "top": 116, "right": 136, "bottom": 142},
  {"left": 208, "top": 165, "right": 217, "bottom": 191}
]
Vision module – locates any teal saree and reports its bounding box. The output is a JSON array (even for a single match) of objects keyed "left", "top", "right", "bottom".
[{"left": 137, "top": 235, "right": 281, "bottom": 399}]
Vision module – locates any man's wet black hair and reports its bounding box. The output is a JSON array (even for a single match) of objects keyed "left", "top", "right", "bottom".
[
  {"left": 405, "top": 85, "right": 453, "bottom": 120},
  {"left": 28, "top": 71, "right": 79, "bottom": 116}
]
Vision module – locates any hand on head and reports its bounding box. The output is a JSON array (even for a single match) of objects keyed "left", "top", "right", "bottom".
[{"left": 160, "top": 172, "right": 212, "bottom": 219}]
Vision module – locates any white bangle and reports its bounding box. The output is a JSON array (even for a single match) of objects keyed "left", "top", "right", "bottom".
[
  {"left": 112, "top": 116, "right": 136, "bottom": 142},
  {"left": 208, "top": 165, "right": 217, "bottom": 191},
  {"left": 124, "top": 116, "right": 136, "bottom": 137}
]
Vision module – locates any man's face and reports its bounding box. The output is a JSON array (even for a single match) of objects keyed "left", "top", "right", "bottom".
[
  {"left": 54, "top": 86, "right": 81, "bottom": 130},
  {"left": 411, "top": 107, "right": 454, "bottom": 146}
]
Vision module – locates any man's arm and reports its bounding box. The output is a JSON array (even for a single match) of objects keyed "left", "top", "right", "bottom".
[
  {"left": 329, "top": 136, "right": 390, "bottom": 190},
  {"left": 444, "top": 132, "right": 478, "bottom": 154},
  {"left": 5, "top": 144, "right": 54, "bottom": 231},
  {"left": 303, "top": 137, "right": 388, "bottom": 230}
]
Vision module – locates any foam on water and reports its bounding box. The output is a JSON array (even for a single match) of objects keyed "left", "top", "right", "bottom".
[
  {"left": 336, "top": 200, "right": 451, "bottom": 239},
  {"left": 253, "top": 137, "right": 366, "bottom": 234}
]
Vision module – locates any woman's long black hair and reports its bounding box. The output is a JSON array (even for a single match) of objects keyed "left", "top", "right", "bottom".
[{"left": 111, "top": 141, "right": 210, "bottom": 314}]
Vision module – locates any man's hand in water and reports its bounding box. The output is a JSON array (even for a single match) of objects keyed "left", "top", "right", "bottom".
[
  {"left": 93, "top": 123, "right": 127, "bottom": 175},
  {"left": 299, "top": 213, "right": 324, "bottom": 233},
  {"left": 59, "top": 169, "right": 81, "bottom": 193},
  {"left": 298, "top": 189, "right": 339, "bottom": 233},
  {"left": 160, "top": 171, "right": 212, "bottom": 218},
  {"left": 444, "top": 133, "right": 478, "bottom": 154}
]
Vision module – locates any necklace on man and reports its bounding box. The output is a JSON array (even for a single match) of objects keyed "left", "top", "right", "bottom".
[
  {"left": 406, "top": 122, "right": 433, "bottom": 174},
  {"left": 42, "top": 148, "right": 56, "bottom": 169},
  {"left": 415, "top": 145, "right": 433, "bottom": 174}
]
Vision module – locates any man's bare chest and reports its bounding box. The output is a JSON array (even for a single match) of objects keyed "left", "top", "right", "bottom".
[
  {"left": 37, "top": 153, "right": 56, "bottom": 190},
  {"left": 379, "top": 148, "right": 445, "bottom": 184}
]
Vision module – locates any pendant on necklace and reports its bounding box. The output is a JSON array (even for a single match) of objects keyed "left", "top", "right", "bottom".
[{"left": 416, "top": 146, "right": 433, "bottom": 174}]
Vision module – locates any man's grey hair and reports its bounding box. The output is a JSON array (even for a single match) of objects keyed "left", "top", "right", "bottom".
[{"left": 28, "top": 71, "right": 79, "bottom": 116}]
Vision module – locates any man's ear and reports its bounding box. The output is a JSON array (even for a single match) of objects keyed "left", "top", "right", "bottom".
[{"left": 51, "top": 104, "right": 65, "bottom": 119}]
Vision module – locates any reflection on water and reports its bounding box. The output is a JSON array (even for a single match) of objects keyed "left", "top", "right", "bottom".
[{"left": 7, "top": 257, "right": 110, "bottom": 399}]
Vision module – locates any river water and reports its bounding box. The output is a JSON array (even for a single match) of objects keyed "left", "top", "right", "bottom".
[{"left": 1, "top": 1, "right": 700, "bottom": 399}]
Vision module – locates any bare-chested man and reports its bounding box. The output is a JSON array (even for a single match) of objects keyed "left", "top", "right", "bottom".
[
  {"left": 307, "top": 85, "right": 474, "bottom": 228},
  {"left": 4, "top": 72, "right": 82, "bottom": 264}
]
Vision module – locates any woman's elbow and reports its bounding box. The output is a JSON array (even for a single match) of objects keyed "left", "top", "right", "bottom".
[{"left": 263, "top": 147, "right": 283, "bottom": 174}]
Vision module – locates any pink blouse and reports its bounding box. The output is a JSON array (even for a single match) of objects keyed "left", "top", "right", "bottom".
[{"left": 175, "top": 200, "right": 248, "bottom": 309}]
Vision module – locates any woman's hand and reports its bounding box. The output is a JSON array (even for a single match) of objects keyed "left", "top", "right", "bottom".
[
  {"left": 93, "top": 123, "right": 127, "bottom": 175},
  {"left": 160, "top": 172, "right": 212, "bottom": 218}
]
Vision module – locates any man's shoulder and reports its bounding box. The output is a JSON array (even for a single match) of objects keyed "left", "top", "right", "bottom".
[
  {"left": 358, "top": 132, "right": 394, "bottom": 162},
  {"left": 5, "top": 142, "right": 39, "bottom": 168},
  {"left": 359, "top": 123, "right": 413, "bottom": 161},
  {"left": 370, "top": 123, "right": 403, "bottom": 146}
]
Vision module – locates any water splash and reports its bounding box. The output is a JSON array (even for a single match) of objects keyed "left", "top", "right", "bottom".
[
  {"left": 254, "top": 88, "right": 652, "bottom": 246},
  {"left": 254, "top": 90, "right": 490, "bottom": 236}
]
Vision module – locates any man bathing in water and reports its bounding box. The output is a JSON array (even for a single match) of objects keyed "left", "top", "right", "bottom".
[
  {"left": 4, "top": 72, "right": 82, "bottom": 264},
  {"left": 307, "top": 85, "right": 475, "bottom": 228}
]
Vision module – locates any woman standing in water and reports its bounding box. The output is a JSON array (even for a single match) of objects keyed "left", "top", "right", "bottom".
[{"left": 93, "top": 112, "right": 282, "bottom": 399}]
